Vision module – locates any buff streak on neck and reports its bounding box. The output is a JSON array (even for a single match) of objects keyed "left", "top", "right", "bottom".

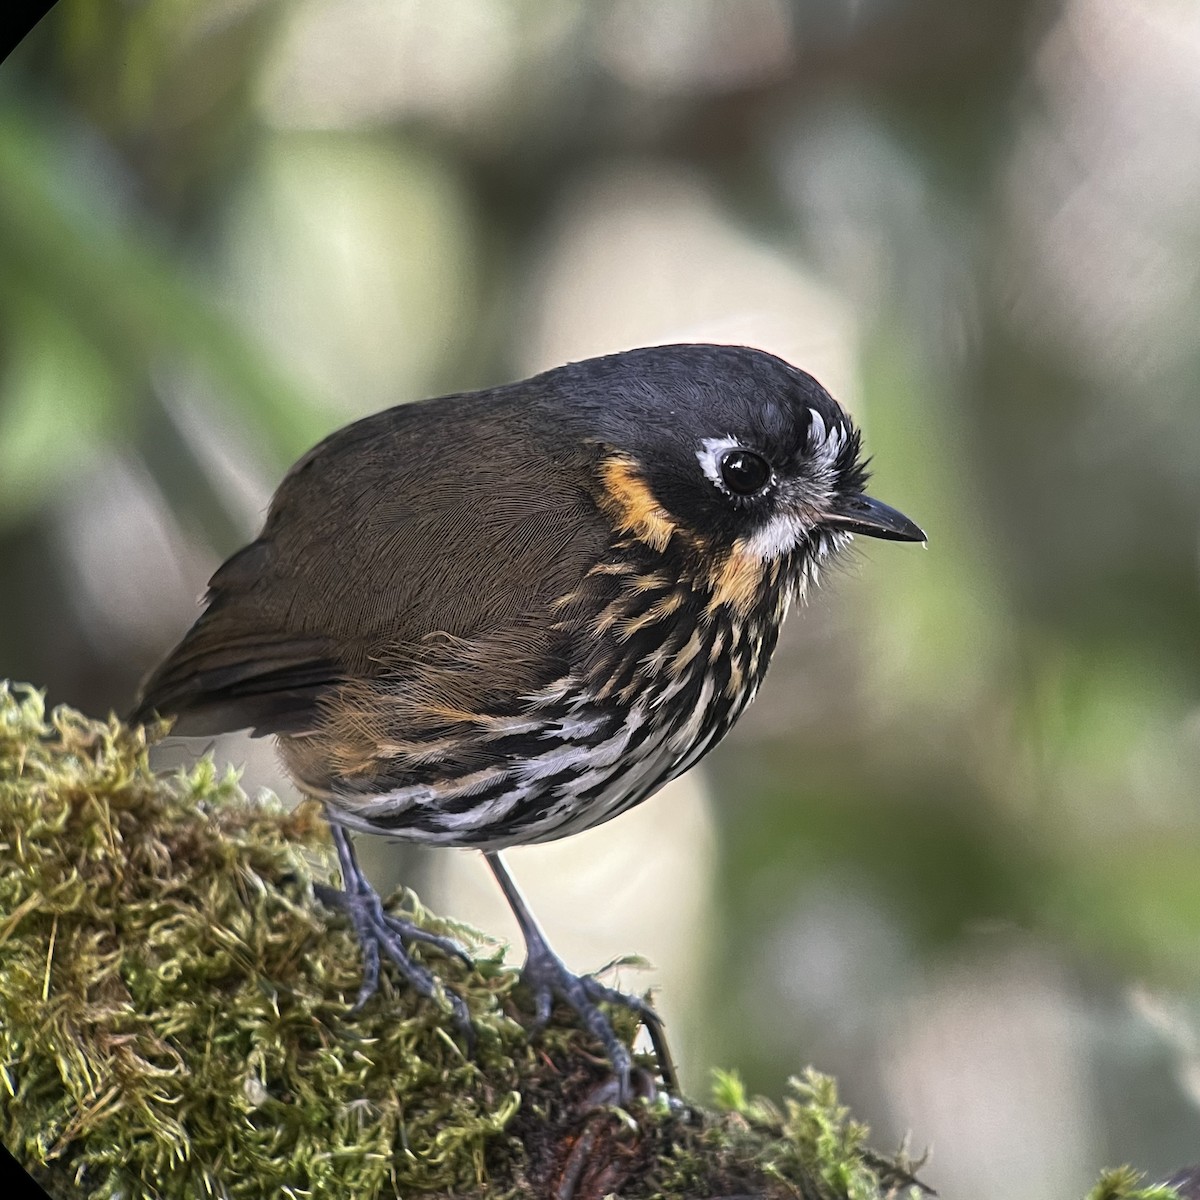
[{"left": 706, "top": 543, "right": 768, "bottom": 616}]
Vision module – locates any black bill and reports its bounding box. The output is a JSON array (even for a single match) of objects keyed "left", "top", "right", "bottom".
[{"left": 825, "top": 494, "right": 926, "bottom": 543}]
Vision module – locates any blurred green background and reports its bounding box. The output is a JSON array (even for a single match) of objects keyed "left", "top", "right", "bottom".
[{"left": 3, "top": 2, "right": 1200, "bottom": 1195}]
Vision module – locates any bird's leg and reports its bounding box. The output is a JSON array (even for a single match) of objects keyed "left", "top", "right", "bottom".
[
  {"left": 484, "top": 850, "right": 677, "bottom": 1103},
  {"left": 317, "top": 812, "right": 474, "bottom": 1043}
]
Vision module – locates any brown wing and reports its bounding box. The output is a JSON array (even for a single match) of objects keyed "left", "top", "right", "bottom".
[{"left": 132, "top": 388, "right": 612, "bottom": 738}]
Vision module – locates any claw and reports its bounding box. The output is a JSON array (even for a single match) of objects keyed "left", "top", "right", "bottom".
[
  {"left": 350, "top": 935, "right": 381, "bottom": 1013},
  {"left": 531, "top": 980, "right": 554, "bottom": 1032},
  {"left": 320, "top": 816, "right": 476, "bottom": 1049},
  {"left": 379, "top": 911, "right": 474, "bottom": 970},
  {"left": 579, "top": 974, "right": 675, "bottom": 1093},
  {"left": 484, "top": 850, "right": 678, "bottom": 1105},
  {"left": 518, "top": 936, "right": 674, "bottom": 1106}
]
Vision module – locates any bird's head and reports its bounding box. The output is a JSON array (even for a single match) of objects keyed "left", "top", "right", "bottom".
[{"left": 554, "top": 344, "right": 924, "bottom": 585}]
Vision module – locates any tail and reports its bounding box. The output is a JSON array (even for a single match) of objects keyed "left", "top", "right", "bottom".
[{"left": 130, "top": 543, "right": 343, "bottom": 737}]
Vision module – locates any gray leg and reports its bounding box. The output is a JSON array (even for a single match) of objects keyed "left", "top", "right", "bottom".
[
  {"left": 317, "top": 813, "right": 474, "bottom": 1046},
  {"left": 484, "top": 850, "right": 677, "bottom": 1103}
]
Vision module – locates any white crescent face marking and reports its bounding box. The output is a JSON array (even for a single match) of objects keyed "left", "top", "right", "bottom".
[
  {"left": 696, "top": 416, "right": 850, "bottom": 561},
  {"left": 808, "top": 408, "right": 827, "bottom": 447},
  {"left": 696, "top": 434, "right": 769, "bottom": 496},
  {"left": 807, "top": 407, "right": 846, "bottom": 473}
]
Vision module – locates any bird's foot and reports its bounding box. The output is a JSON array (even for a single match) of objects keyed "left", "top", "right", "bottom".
[
  {"left": 519, "top": 935, "right": 677, "bottom": 1106},
  {"left": 315, "top": 880, "right": 475, "bottom": 1048}
]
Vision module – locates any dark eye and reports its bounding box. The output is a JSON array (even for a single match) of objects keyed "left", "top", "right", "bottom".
[{"left": 719, "top": 449, "right": 772, "bottom": 496}]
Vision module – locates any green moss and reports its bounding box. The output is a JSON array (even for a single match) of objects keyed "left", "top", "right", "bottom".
[
  {"left": 639, "top": 1068, "right": 926, "bottom": 1200},
  {"left": 0, "top": 683, "right": 528, "bottom": 1197},
  {"left": 1087, "top": 1167, "right": 1181, "bottom": 1200},
  {"left": 0, "top": 682, "right": 1175, "bottom": 1199}
]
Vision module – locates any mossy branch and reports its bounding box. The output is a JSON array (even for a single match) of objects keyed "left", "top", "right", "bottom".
[{"left": 0, "top": 683, "right": 1178, "bottom": 1200}]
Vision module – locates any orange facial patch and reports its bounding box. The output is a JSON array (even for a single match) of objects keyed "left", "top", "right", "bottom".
[{"left": 600, "top": 456, "right": 680, "bottom": 552}]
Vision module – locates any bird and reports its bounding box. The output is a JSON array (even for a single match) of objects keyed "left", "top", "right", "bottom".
[{"left": 131, "top": 343, "right": 925, "bottom": 1102}]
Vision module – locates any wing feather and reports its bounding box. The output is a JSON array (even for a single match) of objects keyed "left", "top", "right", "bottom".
[{"left": 132, "top": 388, "right": 610, "bottom": 740}]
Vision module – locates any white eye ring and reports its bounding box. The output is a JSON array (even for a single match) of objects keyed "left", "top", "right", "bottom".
[{"left": 696, "top": 435, "right": 774, "bottom": 499}]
